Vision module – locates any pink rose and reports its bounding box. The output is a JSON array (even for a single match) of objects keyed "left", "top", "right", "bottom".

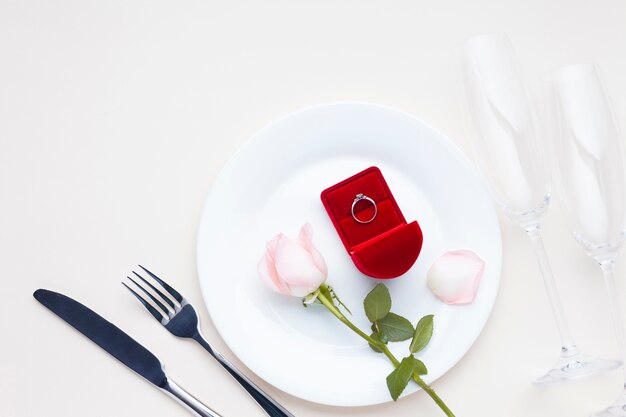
[
  {"left": 258, "top": 223, "right": 328, "bottom": 298},
  {"left": 426, "top": 250, "right": 485, "bottom": 305}
]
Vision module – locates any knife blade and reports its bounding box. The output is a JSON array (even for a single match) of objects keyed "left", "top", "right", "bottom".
[
  {"left": 34, "top": 288, "right": 168, "bottom": 387},
  {"left": 34, "top": 289, "right": 222, "bottom": 417}
]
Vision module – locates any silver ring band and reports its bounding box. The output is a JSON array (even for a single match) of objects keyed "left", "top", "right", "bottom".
[{"left": 351, "top": 193, "right": 377, "bottom": 224}]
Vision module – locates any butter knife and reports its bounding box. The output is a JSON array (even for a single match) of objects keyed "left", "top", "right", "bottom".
[{"left": 33, "top": 289, "right": 222, "bottom": 417}]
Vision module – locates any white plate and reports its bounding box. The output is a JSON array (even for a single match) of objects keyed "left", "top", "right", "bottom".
[{"left": 197, "top": 102, "right": 501, "bottom": 407}]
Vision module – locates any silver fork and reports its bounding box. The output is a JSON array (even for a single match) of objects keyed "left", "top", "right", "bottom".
[{"left": 123, "top": 266, "right": 294, "bottom": 417}]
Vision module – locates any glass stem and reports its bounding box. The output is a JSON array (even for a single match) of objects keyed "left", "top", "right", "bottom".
[
  {"left": 526, "top": 225, "right": 578, "bottom": 357},
  {"left": 600, "top": 261, "right": 626, "bottom": 386}
]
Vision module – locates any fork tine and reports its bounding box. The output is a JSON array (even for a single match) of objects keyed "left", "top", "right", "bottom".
[
  {"left": 138, "top": 265, "right": 184, "bottom": 304},
  {"left": 132, "top": 271, "right": 177, "bottom": 309},
  {"left": 128, "top": 276, "right": 173, "bottom": 315},
  {"left": 122, "top": 282, "right": 164, "bottom": 322}
]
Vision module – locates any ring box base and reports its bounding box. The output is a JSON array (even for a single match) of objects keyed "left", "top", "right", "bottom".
[{"left": 320, "top": 167, "right": 423, "bottom": 279}]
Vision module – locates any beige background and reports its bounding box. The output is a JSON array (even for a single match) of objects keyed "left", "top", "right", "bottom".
[{"left": 2, "top": 1, "right": 626, "bottom": 416}]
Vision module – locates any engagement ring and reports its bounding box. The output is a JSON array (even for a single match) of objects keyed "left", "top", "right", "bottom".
[{"left": 351, "top": 193, "right": 377, "bottom": 224}]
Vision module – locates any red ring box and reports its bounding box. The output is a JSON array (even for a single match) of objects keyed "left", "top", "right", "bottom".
[{"left": 320, "top": 166, "right": 423, "bottom": 279}]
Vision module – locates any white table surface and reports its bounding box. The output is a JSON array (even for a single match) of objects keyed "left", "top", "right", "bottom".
[{"left": 2, "top": 1, "right": 626, "bottom": 416}]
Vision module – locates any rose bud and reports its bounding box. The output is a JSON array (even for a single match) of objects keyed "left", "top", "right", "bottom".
[
  {"left": 427, "top": 250, "right": 485, "bottom": 305},
  {"left": 258, "top": 223, "right": 328, "bottom": 298}
]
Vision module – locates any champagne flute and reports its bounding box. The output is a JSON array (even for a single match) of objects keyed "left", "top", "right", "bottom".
[
  {"left": 461, "top": 33, "right": 620, "bottom": 384},
  {"left": 549, "top": 63, "right": 626, "bottom": 416}
]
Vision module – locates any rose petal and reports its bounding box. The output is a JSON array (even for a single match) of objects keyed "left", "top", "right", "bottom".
[
  {"left": 289, "top": 284, "right": 320, "bottom": 298},
  {"left": 265, "top": 234, "right": 283, "bottom": 261},
  {"left": 274, "top": 236, "right": 326, "bottom": 291},
  {"left": 258, "top": 252, "right": 292, "bottom": 295},
  {"left": 427, "top": 250, "right": 485, "bottom": 305},
  {"left": 309, "top": 244, "right": 328, "bottom": 277},
  {"left": 297, "top": 223, "right": 328, "bottom": 276},
  {"left": 298, "top": 223, "right": 313, "bottom": 250},
  {"left": 257, "top": 223, "right": 328, "bottom": 299}
]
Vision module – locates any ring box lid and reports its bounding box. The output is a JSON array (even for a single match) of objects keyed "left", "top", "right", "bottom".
[{"left": 320, "top": 166, "right": 423, "bottom": 279}]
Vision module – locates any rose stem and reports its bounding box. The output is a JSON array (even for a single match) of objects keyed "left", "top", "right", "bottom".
[{"left": 316, "top": 285, "right": 455, "bottom": 417}]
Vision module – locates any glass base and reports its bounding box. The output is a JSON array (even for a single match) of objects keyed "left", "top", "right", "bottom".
[
  {"left": 591, "top": 392, "right": 626, "bottom": 417},
  {"left": 533, "top": 353, "right": 621, "bottom": 385}
]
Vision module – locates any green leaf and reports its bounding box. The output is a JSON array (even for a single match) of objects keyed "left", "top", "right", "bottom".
[
  {"left": 364, "top": 284, "right": 391, "bottom": 322},
  {"left": 378, "top": 313, "right": 414, "bottom": 342},
  {"left": 386, "top": 356, "right": 415, "bottom": 401},
  {"left": 368, "top": 332, "right": 385, "bottom": 353},
  {"left": 410, "top": 315, "right": 434, "bottom": 354},
  {"left": 412, "top": 357, "right": 428, "bottom": 375}
]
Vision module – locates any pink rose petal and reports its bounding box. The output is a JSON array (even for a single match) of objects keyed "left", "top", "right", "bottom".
[
  {"left": 257, "top": 251, "right": 291, "bottom": 295},
  {"left": 427, "top": 250, "right": 485, "bottom": 305},
  {"left": 257, "top": 223, "right": 328, "bottom": 298},
  {"left": 298, "top": 223, "right": 328, "bottom": 277}
]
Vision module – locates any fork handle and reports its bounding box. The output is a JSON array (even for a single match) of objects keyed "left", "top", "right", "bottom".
[
  {"left": 192, "top": 334, "right": 295, "bottom": 417},
  {"left": 163, "top": 378, "right": 223, "bottom": 417}
]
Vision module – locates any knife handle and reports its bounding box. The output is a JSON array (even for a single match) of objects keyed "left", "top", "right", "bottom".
[{"left": 163, "top": 378, "right": 223, "bottom": 417}]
